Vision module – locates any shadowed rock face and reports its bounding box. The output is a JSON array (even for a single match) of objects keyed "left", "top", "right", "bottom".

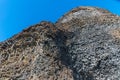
[{"left": 1, "top": 6, "right": 120, "bottom": 80}]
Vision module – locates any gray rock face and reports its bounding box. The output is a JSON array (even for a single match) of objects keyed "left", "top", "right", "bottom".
[
  {"left": 1, "top": 6, "right": 120, "bottom": 80},
  {"left": 56, "top": 6, "right": 120, "bottom": 80}
]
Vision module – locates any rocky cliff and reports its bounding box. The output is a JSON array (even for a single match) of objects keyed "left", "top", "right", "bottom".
[{"left": 1, "top": 6, "right": 120, "bottom": 80}]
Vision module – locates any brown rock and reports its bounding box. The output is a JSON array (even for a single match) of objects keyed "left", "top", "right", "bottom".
[{"left": 1, "top": 6, "right": 120, "bottom": 80}]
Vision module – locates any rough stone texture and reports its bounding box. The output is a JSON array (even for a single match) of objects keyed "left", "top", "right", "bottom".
[
  {"left": 0, "top": 22, "right": 73, "bottom": 80},
  {"left": 1, "top": 6, "right": 120, "bottom": 80}
]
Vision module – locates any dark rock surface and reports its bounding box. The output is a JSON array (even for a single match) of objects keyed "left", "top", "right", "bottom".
[{"left": 1, "top": 6, "right": 120, "bottom": 80}]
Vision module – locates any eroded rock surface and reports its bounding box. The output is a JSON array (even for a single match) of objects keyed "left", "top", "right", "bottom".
[{"left": 1, "top": 6, "right": 120, "bottom": 80}]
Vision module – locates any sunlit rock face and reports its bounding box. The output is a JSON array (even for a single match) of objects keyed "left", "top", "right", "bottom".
[
  {"left": 0, "top": 22, "right": 73, "bottom": 80},
  {"left": 1, "top": 6, "right": 120, "bottom": 80}
]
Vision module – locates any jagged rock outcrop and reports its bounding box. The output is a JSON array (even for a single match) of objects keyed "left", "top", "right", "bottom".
[
  {"left": 0, "top": 22, "right": 73, "bottom": 80},
  {"left": 1, "top": 6, "right": 120, "bottom": 80}
]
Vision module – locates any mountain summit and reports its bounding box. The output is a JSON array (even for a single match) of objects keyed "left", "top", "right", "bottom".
[{"left": 1, "top": 6, "right": 120, "bottom": 80}]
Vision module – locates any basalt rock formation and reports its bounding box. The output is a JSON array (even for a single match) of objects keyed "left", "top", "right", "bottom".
[{"left": 1, "top": 6, "right": 120, "bottom": 80}]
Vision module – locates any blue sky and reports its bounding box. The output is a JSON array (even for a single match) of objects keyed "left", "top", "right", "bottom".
[{"left": 0, "top": 0, "right": 120, "bottom": 42}]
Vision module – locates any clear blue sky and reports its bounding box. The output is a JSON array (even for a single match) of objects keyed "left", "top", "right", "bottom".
[{"left": 0, "top": 0, "right": 120, "bottom": 42}]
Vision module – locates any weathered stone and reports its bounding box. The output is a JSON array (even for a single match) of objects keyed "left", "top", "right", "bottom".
[
  {"left": 0, "top": 21, "right": 73, "bottom": 80},
  {"left": 1, "top": 6, "right": 120, "bottom": 80},
  {"left": 56, "top": 6, "right": 120, "bottom": 80}
]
